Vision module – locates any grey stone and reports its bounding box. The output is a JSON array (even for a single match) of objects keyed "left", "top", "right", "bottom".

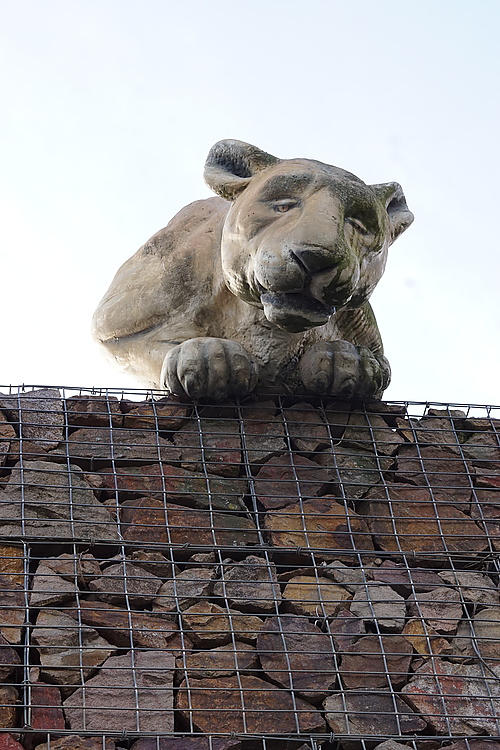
[
  {"left": 153, "top": 568, "right": 214, "bottom": 613},
  {"left": 407, "top": 586, "right": 462, "bottom": 633},
  {"left": 0, "top": 388, "right": 64, "bottom": 446},
  {"left": 88, "top": 561, "right": 162, "bottom": 607},
  {"left": 212, "top": 555, "right": 281, "bottom": 613},
  {"left": 350, "top": 583, "right": 406, "bottom": 631}
]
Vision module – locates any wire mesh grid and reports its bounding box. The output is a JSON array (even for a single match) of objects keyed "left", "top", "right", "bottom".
[{"left": 0, "top": 385, "right": 499, "bottom": 750}]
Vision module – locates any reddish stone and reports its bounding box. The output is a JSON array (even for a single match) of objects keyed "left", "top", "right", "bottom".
[
  {"left": 0, "top": 736, "right": 24, "bottom": 750},
  {"left": 283, "top": 401, "right": 330, "bottom": 452},
  {"left": 0, "top": 633, "right": 21, "bottom": 680},
  {"left": 254, "top": 454, "right": 331, "bottom": 509},
  {"left": 395, "top": 443, "right": 472, "bottom": 507},
  {"left": 29, "top": 681, "right": 65, "bottom": 735},
  {"left": 371, "top": 559, "right": 443, "bottom": 596},
  {"left": 340, "top": 634, "right": 413, "bottom": 689},
  {"left": 475, "top": 468, "right": 500, "bottom": 489},
  {"left": 0, "top": 686, "right": 18, "bottom": 728},
  {"left": 327, "top": 609, "right": 366, "bottom": 652},
  {"left": 131, "top": 740, "right": 240, "bottom": 750},
  {"left": 174, "top": 415, "right": 241, "bottom": 477},
  {"left": 122, "top": 396, "right": 191, "bottom": 432},
  {"left": 0, "top": 410, "right": 16, "bottom": 465},
  {"left": 240, "top": 401, "right": 286, "bottom": 463},
  {"left": 66, "top": 395, "right": 122, "bottom": 428}
]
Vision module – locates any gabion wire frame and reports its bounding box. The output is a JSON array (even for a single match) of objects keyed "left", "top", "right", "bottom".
[{"left": 0, "top": 384, "right": 499, "bottom": 750}]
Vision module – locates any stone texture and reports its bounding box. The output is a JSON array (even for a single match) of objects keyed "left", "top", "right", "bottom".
[
  {"left": 174, "top": 414, "right": 241, "bottom": 477},
  {"left": 121, "top": 395, "right": 191, "bottom": 431},
  {"left": 0, "top": 736, "right": 24, "bottom": 750},
  {"left": 342, "top": 410, "right": 404, "bottom": 455},
  {"left": 63, "top": 650, "right": 175, "bottom": 732},
  {"left": 370, "top": 559, "right": 443, "bottom": 596},
  {"left": 154, "top": 568, "right": 214, "bottom": 613},
  {"left": 402, "top": 660, "right": 500, "bottom": 735},
  {"left": 402, "top": 619, "right": 452, "bottom": 657},
  {"left": 438, "top": 570, "right": 500, "bottom": 605},
  {"left": 316, "top": 445, "right": 392, "bottom": 500},
  {"left": 254, "top": 453, "right": 331, "bottom": 510},
  {"left": 453, "top": 606, "right": 500, "bottom": 660},
  {"left": 88, "top": 560, "right": 162, "bottom": 607},
  {"left": 0, "top": 633, "right": 21, "bottom": 680},
  {"left": 282, "top": 574, "right": 351, "bottom": 617},
  {"left": 395, "top": 443, "right": 472, "bottom": 506},
  {"left": 265, "top": 496, "right": 374, "bottom": 560},
  {"left": 283, "top": 401, "right": 330, "bottom": 452},
  {"left": 176, "top": 674, "right": 325, "bottom": 734},
  {"left": 0, "top": 410, "right": 16, "bottom": 465},
  {"left": 29, "top": 557, "right": 79, "bottom": 607},
  {"left": 130, "top": 740, "right": 240, "bottom": 750},
  {"left": 349, "top": 583, "right": 406, "bottom": 631},
  {"left": 320, "top": 560, "right": 371, "bottom": 593},
  {"left": 241, "top": 401, "right": 286, "bottom": 463},
  {"left": 327, "top": 609, "right": 366, "bottom": 652},
  {"left": 99, "top": 463, "right": 248, "bottom": 512},
  {"left": 66, "top": 395, "right": 123, "bottom": 428},
  {"left": 257, "top": 615, "right": 337, "bottom": 701},
  {"left": 29, "top": 680, "right": 65, "bottom": 733},
  {"left": 180, "top": 641, "right": 257, "bottom": 678},
  {"left": 324, "top": 690, "right": 426, "bottom": 746},
  {"left": 340, "top": 634, "right": 413, "bottom": 688},
  {"left": 0, "top": 388, "right": 64, "bottom": 446},
  {"left": 0, "top": 686, "right": 19, "bottom": 728},
  {"left": 181, "top": 601, "right": 264, "bottom": 646},
  {"left": 0, "top": 545, "right": 24, "bottom": 586},
  {"left": 0, "top": 460, "right": 119, "bottom": 541},
  {"left": 463, "top": 430, "right": 500, "bottom": 467},
  {"left": 212, "top": 555, "right": 281, "bottom": 613},
  {"left": 0, "top": 576, "right": 25, "bottom": 644},
  {"left": 408, "top": 411, "right": 464, "bottom": 452},
  {"left": 407, "top": 586, "right": 462, "bottom": 633},
  {"left": 34, "top": 738, "right": 115, "bottom": 750},
  {"left": 119, "top": 497, "right": 258, "bottom": 548}
]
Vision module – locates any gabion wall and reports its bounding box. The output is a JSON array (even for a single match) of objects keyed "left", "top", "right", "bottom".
[{"left": 0, "top": 386, "right": 499, "bottom": 750}]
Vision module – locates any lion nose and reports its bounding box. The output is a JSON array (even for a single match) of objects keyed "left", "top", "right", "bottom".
[{"left": 291, "top": 245, "right": 337, "bottom": 275}]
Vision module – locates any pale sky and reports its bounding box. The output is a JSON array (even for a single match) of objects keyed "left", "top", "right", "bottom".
[{"left": 1, "top": 0, "right": 499, "bottom": 405}]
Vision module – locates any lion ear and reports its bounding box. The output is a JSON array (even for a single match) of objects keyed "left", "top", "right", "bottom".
[
  {"left": 204, "top": 140, "right": 280, "bottom": 201},
  {"left": 371, "top": 182, "right": 414, "bottom": 244}
]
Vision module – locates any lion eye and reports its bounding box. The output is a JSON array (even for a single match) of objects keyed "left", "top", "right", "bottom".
[
  {"left": 346, "top": 217, "right": 370, "bottom": 235},
  {"left": 273, "top": 200, "right": 298, "bottom": 213}
]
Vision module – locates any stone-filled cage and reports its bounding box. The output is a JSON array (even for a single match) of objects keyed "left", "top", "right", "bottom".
[{"left": 0, "top": 385, "right": 499, "bottom": 750}]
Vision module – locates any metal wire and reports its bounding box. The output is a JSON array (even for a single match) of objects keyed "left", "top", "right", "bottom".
[{"left": 0, "top": 385, "right": 499, "bottom": 749}]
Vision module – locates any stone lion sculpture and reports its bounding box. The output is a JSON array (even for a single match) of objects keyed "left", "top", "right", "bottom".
[{"left": 92, "top": 140, "right": 413, "bottom": 400}]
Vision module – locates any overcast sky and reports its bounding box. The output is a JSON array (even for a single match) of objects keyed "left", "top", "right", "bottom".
[{"left": 1, "top": 0, "right": 499, "bottom": 406}]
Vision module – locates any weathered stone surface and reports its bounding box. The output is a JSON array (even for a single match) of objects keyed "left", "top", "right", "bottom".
[
  {"left": 463, "top": 430, "right": 500, "bottom": 467},
  {"left": 154, "top": 568, "right": 214, "bottom": 613},
  {"left": 30, "top": 557, "right": 79, "bottom": 607},
  {"left": 360, "top": 484, "right": 487, "bottom": 557},
  {"left": 180, "top": 641, "right": 257, "bottom": 678},
  {"left": 475, "top": 468, "right": 500, "bottom": 489},
  {"left": 176, "top": 674, "right": 325, "bottom": 733},
  {"left": 64, "top": 650, "right": 175, "bottom": 732},
  {"left": 119, "top": 498, "right": 258, "bottom": 548},
  {"left": 440, "top": 740, "right": 500, "bottom": 750},
  {"left": 0, "top": 410, "right": 16, "bottom": 465},
  {"left": 254, "top": 454, "right": 330, "bottom": 510},
  {"left": 408, "top": 412, "right": 464, "bottom": 452},
  {"left": 453, "top": 606, "right": 500, "bottom": 660},
  {"left": 470, "top": 489, "right": 500, "bottom": 549},
  {"left": 320, "top": 560, "right": 371, "bottom": 593},
  {"left": 174, "top": 415, "right": 241, "bottom": 477},
  {"left": 33, "top": 609, "right": 117, "bottom": 692},
  {"left": 213, "top": 555, "right": 281, "bottom": 613},
  {"left": 283, "top": 574, "right": 351, "bottom": 617},
  {"left": 0, "top": 460, "right": 120, "bottom": 541},
  {"left": 29, "top": 681, "right": 65, "bottom": 733},
  {"left": 324, "top": 690, "right": 426, "bottom": 744},
  {"left": 66, "top": 395, "right": 122, "bottom": 427},
  {"left": 88, "top": 561, "right": 162, "bottom": 607},
  {"left": 130, "top": 550, "right": 178, "bottom": 579},
  {"left": 395, "top": 443, "right": 472, "bottom": 505},
  {"left": 407, "top": 586, "right": 462, "bottom": 633},
  {"left": 122, "top": 396, "right": 191, "bottom": 431},
  {"left": 438, "top": 570, "right": 499, "bottom": 605},
  {"left": 0, "top": 545, "right": 24, "bottom": 586},
  {"left": 130, "top": 739, "right": 240, "bottom": 750},
  {"left": 241, "top": 401, "right": 286, "bottom": 463},
  {"left": 50, "top": 427, "right": 181, "bottom": 467},
  {"left": 0, "top": 576, "right": 26, "bottom": 644},
  {"left": 265, "top": 496, "right": 374, "bottom": 559},
  {"left": 0, "top": 735, "right": 24, "bottom": 750},
  {"left": 402, "top": 660, "right": 500, "bottom": 735},
  {"left": 371, "top": 559, "right": 443, "bottom": 596},
  {"left": 99, "top": 463, "right": 248, "bottom": 512},
  {"left": 349, "top": 583, "right": 406, "bottom": 631},
  {"left": 327, "top": 609, "right": 366, "bottom": 651},
  {"left": 284, "top": 401, "right": 330, "bottom": 452},
  {"left": 0, "top": 633, "right": 21, "bottom": 680},
  {"left": 182, "top": 601, "right": 264, "bottom": 646},
  {"left": 316, "top": 445, "right": 392, "bottom": 500},
  {"left": 342, "top": 410, "right": 404, "bottom": 455},
  {"left": 34, "top": 737, "right": 115, "bottom": 750},
  {"left": 402, "top": 619, "right": 452, "bottom": 657},
  {"left": 0, "top": 686, "right": 19, "bottom": 728},
  {"left": 0, "top": 388, "right": 64, "bottom": 446},
  {"left": 257, "top": 615, "right": 337, "bottom": 701},
  {"left": 340, "top": 634, "right": 413, "bottom": 688}
]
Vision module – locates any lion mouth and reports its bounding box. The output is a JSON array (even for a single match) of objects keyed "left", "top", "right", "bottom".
[{"left": 260, "top": 292, "right": 335, "bottom": 333}]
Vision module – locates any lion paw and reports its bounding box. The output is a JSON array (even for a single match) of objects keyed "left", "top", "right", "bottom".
[
  {"left": 161, "top": 337, "right": 259, "bottom": 400},
  {"left": 299, "top": 341, "right": 390, "bottom": 399}
]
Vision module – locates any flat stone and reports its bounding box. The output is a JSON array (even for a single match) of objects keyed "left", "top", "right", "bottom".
[
  {"left": 342, "top": 410, "right": 404, "bottom": 455},
  {"left": 129, "top": 550, "right": 178, "bottom": 579},
  {"left": 374, "top": 742, "right": 418, "bottom": 750},
  {"left": 33, "top": 609, "right": 117, "bottom": 693},
  {"left": 283, "top": 401, "right": 330, "bottom": 452},
  {"left": 327, "top": 609, "right": 366, "bottom": 652},
  {"left": 66, "top": 395, "right": 123, "bottom": 428},
  {"left": 407, "top": 586, "right": 462, "bottom": 633},
  {"left": 119, "top": 497, "right": 258, "bottom": 548},
  {"left": 265, "top": 496, "right": 374, "bottom": 560},
  {"left": 475, "top": 468, "right": 500, "bottom": 489},
  {"left": 349, "top": 583, "right": 406, "bottom": 631},
  {"left": 154, "top": 568, "right": 214, "bottom": 613},
  {"left": 408, "top": 413, "right": 464, "bottom": 453},
  {"left": 63, "top": 650, "right": 175, "bottom": 732},
  {"left": 463, "top": 431, "right": 500, "bottom": 467},
  {"left": 34, "top": 737, "right": 116, "bottom": 750},
  {"left": 395, "top": 444, "right": 472, "bottom": 506},
  {"left": 371, "top": 559, "right": 443, "bottom": 596},
  {"left": 402, "top": 659, "right": 500, "bottom": 735},
  {"left": 253, "top": 454, "right": 330, "bottom": 510},
  {"left": 88, "top": 560, "right": 162, "bottom": 607},
  {"left": 179, "top": 641, "right": 257, "bottom": 678},
  {"left": 438, "top": 570, "right": 499, "bottom": 606},
  {"left": 182, "top": 601, "right": 264, "bottom": 646},
  {"left": 50, "top": 427, "right": 181, "bottom": 467},
  {"left": 315, "top": 445, "right": 392, "bottom": 500},
  {"left": 320, "top": 560, "right": 371, "bottom": 593},
  {"left": 29, "top": 681, "right": 65, "bottom": 733},
  {"left": 122, "top": 396, "right": 191, "bottom": 431},
  {"left": 324, "top": 690, "right": 426, "bottom": 746},
  {"left": 130, "top": 740, "right": 240, "bottom": 750},
  {"left": 29, "top": 557, "right": 79, "bottom": 607},
  {"left": 176, "top": 674, "right": 325, "bottom": 733},
  {"left": 0, "top": 633, "right": 21, "bottom": 680},
  {"left": 241, "top": 401, "right": 286, "bottom": 463},
  {"left": 0, "top": 410, "right": 16, "bottom": 465},
  {"left": 174, "top": 415, "right": 241, "bottom": 477},
  {"left": 0, "top": 576, "right": 26, "bottom": 644},
  {"left": 359, "top": 483, "right": 487, "bottom": 558},
  {"left": 0, "top": 735, "right": 24, "bottom": 750},
  {"left": 0, "top": 545, "right": 24, "bottom": 586},
  {"left": 341, "top": 634, "right": 412, "bottom": 689},
  {"left": 0, "top": 460, "right": 120, "bottom": 541},
  {"left": 212, "top": 555, "right": 281, "bottom": 613},
  {"left": 0, "top": 388, "right": 64, "bottom": 447},
  {"left": 470, "top": 489, "right": 500, "bottom": 549},
  {"left": 283, "top": 575, "right": 351, "bottom": 617},
  {"left": 402, "top": 619, "right": 452, "bottom": 657},
  {"left": 324, "top": 402, "right": 355, "bottom": 440},
  {"left": 0, "top": 686, "right": 19, "bottom": 728},
  {"left": 257, "top": 615, "right": 337, "bottom": 702},
  {"left": 453, "top": 606, "right": 500, "bottom": 660}
]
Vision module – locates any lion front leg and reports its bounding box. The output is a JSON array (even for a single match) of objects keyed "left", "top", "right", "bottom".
[
  {"left": 161, "top": 337, "right": 259, "bottom": 401},
  {"left": 299, "top": 341, "right": 391, "bottom": 399}
]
